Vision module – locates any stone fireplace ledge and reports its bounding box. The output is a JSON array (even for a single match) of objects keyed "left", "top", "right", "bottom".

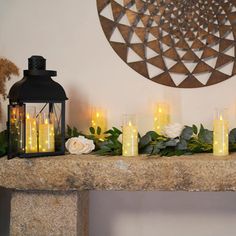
[{"left": 1, "top": 154, "right": 236, "bottom": 192}]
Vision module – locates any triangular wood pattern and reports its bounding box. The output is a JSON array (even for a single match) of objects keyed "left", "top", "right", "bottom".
[
  {"left": 151, "top": 72, "right": 176, "bottom": 87},
  {"left": 207, "top": 70, "right": 230, "bottom": 86},
  {"left": 110, "top": 42, "right": 128, "bottom": 61},
  {"left": 126, "top": 9, "right": 139, "bottom": 26},
  {"left": 219, "top": 39, "right": 234, "bottom": 53},
  {"left": 201, "top": 47, "right": 218, "bottom": 59},
  {"left": 147, "top": 56, "right": 166, "bottom": 70},
  {"left": 97, "top": 0, "right": 110, "bottom": 13},
  {"left": 169, "top": 62, "right": 189, "bottom": 74},
  {"left": 163, "top": 48, "right": 179, "bottom": 60},
  {"left": 97, "top": 0, "right": 236, "bottom": 88},
  {"left": 193, "top": 61, "right": 213, "bottom": 74},
  {"left": 182, "top": 50, "right": 199, "bottom": 62},
  {"left": 128, "top": 61, "right": 149, "bottom": 78},
  {"left": 147, "top": 41, "right": 162, "bottom": 54},
  {"left": 134, "top": 28, "right": 146, "bottom": 42},
  {"left": 215, "top": 54, "right": 234, "bottom": 68},
  {"left": 99, "top": 16, "right": 116, "bottom": 40},
  {"left": 179, "top": 75, "right": 205, "bottom": 88},
  {"left": 117, "top": 25, "right": 132, "bottom": 43},
  {"left": 111, "top": 0, "right": 124, "bottom": 21},
  {"left": 130, "top": 43, "right": 146, "bottom": 59},
  {"left": 191, "top": 39, "right": 205, "bottom": 50}
]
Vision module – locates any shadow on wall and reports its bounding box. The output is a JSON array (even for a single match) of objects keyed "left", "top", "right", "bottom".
[
  {"left": 0, "top": 187, "right": 11, "bottom": 236},
  {"left": 67, "top": 86, "right": 90, "bottom": 133},
  {"left": 162, "top": 86, "right": 183, "bottom": 123},
  {"left": 90, "top": 191, "right": 236, "bottom": 236}
]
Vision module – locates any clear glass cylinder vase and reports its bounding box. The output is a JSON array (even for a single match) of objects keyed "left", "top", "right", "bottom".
[{"left": 25, "top": 106, "right": 37, "bottom": 153}]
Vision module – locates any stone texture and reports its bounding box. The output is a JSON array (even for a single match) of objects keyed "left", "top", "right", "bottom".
[
  {"left": 1, "top": 154, "right": 236, "bottom": 191},
  {"left": 10, "top": 190, "right": 89, "bottom": 236}
]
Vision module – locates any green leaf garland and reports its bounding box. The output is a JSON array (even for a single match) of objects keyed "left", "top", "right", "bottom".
[{"left": 1, "top": 124, "right": 236, "bottom": 158}]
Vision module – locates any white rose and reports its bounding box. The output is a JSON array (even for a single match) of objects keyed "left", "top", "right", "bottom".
[
  {"left": 65, "top": 136, "right": 95, "bottom": 155},
  {"left": 163, "top": 123, "right": 184, "bottom": 139}
]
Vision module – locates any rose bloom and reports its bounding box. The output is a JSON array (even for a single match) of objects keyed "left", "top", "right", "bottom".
[
  {"left": 163, "top": 123, "right": 184, "bottom": 139},
  {"left": 65, "top": 136, "right": 95, "bottom": 155}
]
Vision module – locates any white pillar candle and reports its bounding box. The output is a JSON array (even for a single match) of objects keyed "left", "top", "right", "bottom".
[
  {"left": 122, "top": 114, "right": 138, "bottom": 157},
  {"left": 213, "top": 109, "right": 229, "bottom": 156}
]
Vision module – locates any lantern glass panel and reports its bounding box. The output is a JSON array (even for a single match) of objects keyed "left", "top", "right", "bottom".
[{"left": 8, "top": 104, "right": 25, "bottom": 156}]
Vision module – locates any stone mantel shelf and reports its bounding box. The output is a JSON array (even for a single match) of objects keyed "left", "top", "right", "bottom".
[{"left": 1, "top": 154, "right": 236, "bottom": 192}]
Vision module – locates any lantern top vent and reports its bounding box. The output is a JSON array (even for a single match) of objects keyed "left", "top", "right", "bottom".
[{"left": 8, "top": 55, "right": 68, "bottom": 103}]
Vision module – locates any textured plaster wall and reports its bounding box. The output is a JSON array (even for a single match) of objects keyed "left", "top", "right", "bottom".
[{"left": 1, "top": 0, "right": 236, "bottom": 236}]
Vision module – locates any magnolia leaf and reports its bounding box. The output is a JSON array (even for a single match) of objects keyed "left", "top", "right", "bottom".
[
  {"left": 139, "top": 133, "right": 152, "bottom": 148},
  {"left": 198, "top": 124, "right": 213, "bottom": 144},
  {"left": 112, "top": 127, "right": 122, "bottom": 135},
  {"left": 67, "top": 125, "right": 72, "bottom": 137},
  {"left": 72, "top": 127, "right": 79, "bottom": 136},
  {"left": 181, "top": 126, "right": 193, "bottom": 140},
  {"left": 89, "top": 127, "right": 95, "bottom": 134},
  {"left": 139, "top": 131, "right": 159, "bottom": 149},
  {"left": 229, "top": 128, "right": 236, "bottom": 144},
  {"left": 177, "top": 139, "right": 188, "bottom": 150},
  {"left": 165, "top": 139, "right": 178, "bottom": 147},
  {"left": 192, "top": 124, "right": 198, "bottom": 135},
  {"left": 146, "top": 131, "right": 159, "bottom": 140},
  {"left": 97, "top": 126, "right": 102, "bottom": 135},
  {"left": 152, "top": 145, "right": 160, "bottom": 154},
  {"left": 140, "top": 145, "right": 154, "bottom": 154},
  {"left": 104, "top": 129, "right": 114, "bottom": 135},
  {"left": 156, "top": 141, "right": 166, "bottom": 149}
]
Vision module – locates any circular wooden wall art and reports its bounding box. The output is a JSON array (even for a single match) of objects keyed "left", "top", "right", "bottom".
[{"left": 97, "top": 0, "right": 236, "bottom": 88}]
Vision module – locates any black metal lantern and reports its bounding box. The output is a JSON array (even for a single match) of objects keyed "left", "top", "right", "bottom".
[{"left": 7, "top": 56, "right": 68, "bottom": 158}]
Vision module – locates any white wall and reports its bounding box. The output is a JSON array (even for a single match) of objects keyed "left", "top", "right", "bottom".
[{"left": 1, "top": 1, "right": 236, "bottom": 235}]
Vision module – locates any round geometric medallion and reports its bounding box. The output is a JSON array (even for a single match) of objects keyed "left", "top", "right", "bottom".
[{"left": 97, "top": 0, "right": 236, "bottom": 88}]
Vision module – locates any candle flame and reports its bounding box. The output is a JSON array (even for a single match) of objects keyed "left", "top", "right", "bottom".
[
  {"left": 220, "top": 115, "right": 223, "bottom": 121},
  {"left": 128, "top": 121, "right": 132, "bottom": 126},
  {"left": 96, "top": 112, "right": 100, "bottom": 118},
  {"left": 26, "top": 113, "right": 30, "bottom": 119},
  {"left": 45, "top": 118, "right": 48, "bottom": 124},
  {"left": 158, "top": 108, "right": 162, "bottom": 113}
]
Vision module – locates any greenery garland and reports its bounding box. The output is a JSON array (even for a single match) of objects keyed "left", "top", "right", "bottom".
[
  {"left": 1, "top": 124, "right": 236, "bottom": 158},
  {"left": 67, "top": 124, "right": 236, "bottom": 157}
]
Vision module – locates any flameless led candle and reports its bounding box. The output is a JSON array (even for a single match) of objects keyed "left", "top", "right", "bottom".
[
  {"left": 213, "top": 109, "right": 229, "bottom": 156},
  {"left": 25, "top": 107, "right": 37, "bottom": 153},
  {"left": 39, "top": 113, "right": 55, "bottom": 152},
  {"left": 154, "top": 102, "right": 170, "bottom": 134},
  {"left": 122, "top": 114, "right": 138, "bottom": 156},
  {"left": 91, "top": 108, "right": 107, "bottom": 139}
]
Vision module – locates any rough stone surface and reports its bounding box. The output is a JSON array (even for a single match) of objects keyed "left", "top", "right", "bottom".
[
  {"left": 10, "top": 190, "right": 89, "bottom": 236},
  {"left": 1, "top": 154, "right": 236, "bottom": 191}
]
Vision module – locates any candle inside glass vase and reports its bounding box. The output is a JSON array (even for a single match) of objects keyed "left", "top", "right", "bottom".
[
  {"left": 25, "top": 106, "right": 37, "bottom": 153},
  {"left": 39, "top": 112, "right": 55, "bottom": 152},
  {"left": 213, "top": 109, "right": 229, "bottom": 156},
  {"left": 91, "top": 108, "right": 107, "bottom": 139},
  {"left": 154, "top": 102, "right": 170, "bottom": 134},
  {"left": 122, "top": 114, "right": 138, "bottom": 157}
]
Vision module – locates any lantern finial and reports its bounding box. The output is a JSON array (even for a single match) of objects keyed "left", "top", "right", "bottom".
[{"left": 28, "top": 55, "right": 46, "bottom": 70}]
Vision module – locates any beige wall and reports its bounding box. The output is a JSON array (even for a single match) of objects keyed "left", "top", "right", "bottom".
[{"left": 1, "top": 1, "right": 236, "bottom": 235}]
